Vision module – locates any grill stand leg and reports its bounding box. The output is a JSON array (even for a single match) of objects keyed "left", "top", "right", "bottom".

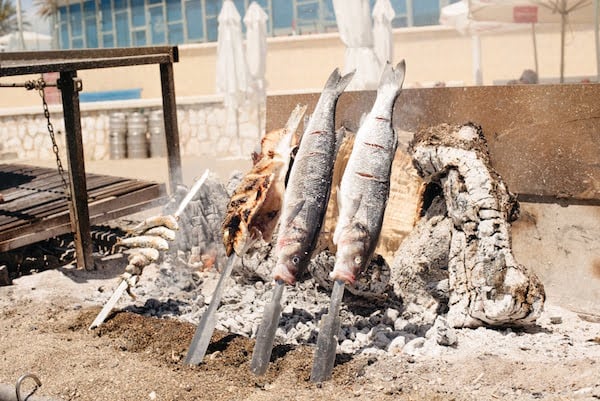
[{"left": 59, "top": 70, "right": 94, "bottom": 270}]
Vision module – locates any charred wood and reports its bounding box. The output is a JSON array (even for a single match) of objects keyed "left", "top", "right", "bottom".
[{"left": 393, "top": 123, "right": 545, "bottom": 328}]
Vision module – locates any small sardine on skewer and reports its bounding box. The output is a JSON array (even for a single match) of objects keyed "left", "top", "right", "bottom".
[
  {"left": 251, "top": 67, "right": 355, "bottom": 376},
  {"left": 129, "top": 214, "right": 179, "bottom": 235},
  {"left": 128, "top": 247, "right": 161, "bottom": 262},
  {"left": 115, "top": 235, "right": 169, "bottom": 251},
  {"left": 311, "top": 60, "right": 406, "bottom": 383},
  {"left": 143, "top": 226, "right": 176, "bottom": 241}
]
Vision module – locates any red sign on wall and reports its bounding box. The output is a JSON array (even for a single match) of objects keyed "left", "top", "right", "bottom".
[{"left": 513, "top": 6, "right": 538, "bottom": 23}]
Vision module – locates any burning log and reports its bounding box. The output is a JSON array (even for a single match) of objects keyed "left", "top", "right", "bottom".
[{"left": 392, "top": 123, "right": 545, "bottom": 328}]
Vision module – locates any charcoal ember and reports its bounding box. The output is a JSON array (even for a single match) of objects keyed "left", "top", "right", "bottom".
[
  {"left": 310, "top": 250, "right": 391, "bottom": 300},
  {"left": 235, "top": 240, "right": 276, "bottom": 282}
]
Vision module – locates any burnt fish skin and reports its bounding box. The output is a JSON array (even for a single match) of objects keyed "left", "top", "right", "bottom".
[
  {"left": 331, "top": 61, "right": 406, "bottom": 284},
  {"left": 272, "top": 68, "right": 355, "bottom": 285}
]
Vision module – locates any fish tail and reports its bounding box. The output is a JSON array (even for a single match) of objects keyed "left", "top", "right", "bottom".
[
  {"left": 377, "top": 60, "right": 406, "bottom": 98},
  {"left": 323, "top": 68, "right": 356, "bottom": 96}
]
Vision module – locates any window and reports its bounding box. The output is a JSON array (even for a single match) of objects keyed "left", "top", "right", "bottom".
[
  {"left": 68, "top": 3, "right": 84, "bottom": 48},
  {"left": 58, "top": 6, "right": 69, "bottom": 49},
  {"left": 185, "top": 0, "right": 204, "bottom": 41},
  {"left": 149, "top": 5, "right": 167, "bottom": 43},
  {"left": 83, "top": 0, "right": 98, "bottom": 47},
  {"left": 272, "top": 0, "right": 292, "bottom": 34},
  {"left": 412, "top": 0, "right": 439, "bottom": 26},
  {"left": 54, "top": 0, "right": 451, "bottom": 49}
]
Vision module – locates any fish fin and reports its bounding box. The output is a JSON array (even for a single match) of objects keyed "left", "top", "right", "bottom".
[
  {"left": 284, "top": 104, "right": 308, "bottom": 135},
  {"left": 333, "top": 195, "right": 362, "bottom": 245},
  {"left": 378, "top": 60, "right": 406, "bottom": 97},
  {"left": 276, "top": 104, "right": 308, "bottom": 158},
  {"left": 324, "top": 67, "right": 356, "bottom": 96},
  {"left": 358, "top": 112, "right": 369, "bottom": 128},
  {"left": 283, "top": 199, "right": 306, "bottom": 227},
  {"left": 334, "top": 126, "right": 346, "bottom": 156},
  {"left": 284, "top": 146, "right": 299, "bottom": 188}
]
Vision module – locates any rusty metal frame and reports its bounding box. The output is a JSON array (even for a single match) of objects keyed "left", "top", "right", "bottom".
[{"left": 0, "top": 46, "right": 183, "bottom": 270}]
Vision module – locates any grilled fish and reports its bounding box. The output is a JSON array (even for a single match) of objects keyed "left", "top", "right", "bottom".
[
  {"left": 272, "top": 68, "right": 355, "bottom": 284},
  {"left": 222, "top": 104, "right": 307, "bottom": 256},
  {"left": 331, "top": 61, "right": 406, "bottom": 284},
  {"left": 129, "top": 214, "right": 179, "bottom": 234}
]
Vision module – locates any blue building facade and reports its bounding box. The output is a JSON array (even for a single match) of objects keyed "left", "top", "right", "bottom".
[{"left": 56, "top": 0, "right": 457, "bottom": 49}]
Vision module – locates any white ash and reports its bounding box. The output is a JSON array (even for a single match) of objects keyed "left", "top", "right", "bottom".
[
  {"left": 110, "top": 257, "right": 600, "bottom": 370},
  {"left": 93, "top": 167, "right": 598, "bottom": 367}
]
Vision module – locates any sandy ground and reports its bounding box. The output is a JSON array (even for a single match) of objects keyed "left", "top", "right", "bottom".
[
  {"left": 1, "top": 262, "right": 600, "bottom": 401},
  {"left": 1, "top": 156, "right": 600, "bottom": 401}
]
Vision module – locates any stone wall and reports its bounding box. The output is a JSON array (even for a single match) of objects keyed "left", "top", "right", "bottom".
[{"left": 0, "top": 96, "right": 265, "bottom": 162}]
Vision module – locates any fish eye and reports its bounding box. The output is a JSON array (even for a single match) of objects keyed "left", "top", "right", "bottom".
[
  {"left": 354, "top": 256, "right": 362, "bottom": 265},
  {"left": 292, "top": 256, "right": 300, "bottom": 265}
]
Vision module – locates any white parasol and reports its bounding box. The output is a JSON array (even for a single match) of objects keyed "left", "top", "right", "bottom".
[
  {"left": 332, "top": 0, "right": 381, "bottom": 90},
  {"left": 372, "top": 0, "right": 396, "bottom": 71},
  {"left": 243, "top": 1, "right": 268, "bottom": 137},
  {"left": 216, "top": 0, "right": 249, "bottom": 137}
]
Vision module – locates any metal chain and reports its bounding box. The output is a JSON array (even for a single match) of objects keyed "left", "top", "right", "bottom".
[{"left": 35, "top": 77, "right": 71, "bottom": 200}]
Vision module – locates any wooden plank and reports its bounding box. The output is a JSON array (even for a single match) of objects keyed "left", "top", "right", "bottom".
[{"left": 267, "top": 83, "right": 600, "bottom": 202}]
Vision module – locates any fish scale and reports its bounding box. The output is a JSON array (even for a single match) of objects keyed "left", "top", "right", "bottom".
[
  {"left": 250, "top": 67, "right": 355, "bottom": 376},
  {"left": 311, "top": 60, "right": 406, "bottom": 383}
]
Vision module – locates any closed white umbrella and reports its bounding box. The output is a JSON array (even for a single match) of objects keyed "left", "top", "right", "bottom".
[
  {"left": 333, "top": 0, "right": 381, "bottom": 90},
  {"left": 244, "top": 1, "right": 268, "bottom": 137},
  {"left": 216, "top": 0, "right": 249, "bottom": 137},
  {"left": 372, "top": 0, "right": 395, "bottom": 71},
  {"left": 244, "top": 1, "right": 268, "bottom": 97}
]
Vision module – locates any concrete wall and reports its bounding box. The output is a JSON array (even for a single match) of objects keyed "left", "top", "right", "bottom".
[
  {"left": 0, "top": 96, "right": 265, "bottom": 162},
  {"left": 1, "top": 24, "right": 597, "bottom": 108}
]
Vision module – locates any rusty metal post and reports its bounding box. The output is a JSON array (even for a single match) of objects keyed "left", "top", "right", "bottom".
[
  {"left": 159, "top": 59, "right": 183, "bottom": 193},
  {"left": 58, "top": 70, "right": 94, "bottom": 270}
]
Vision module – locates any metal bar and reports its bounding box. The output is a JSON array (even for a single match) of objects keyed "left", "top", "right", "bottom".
[
  {"left": 0, "top": 46, "right": 177, "bottom": 62},
  {"left": 59, "top": 70, "right": 94, "bottom": 270},
  {"left": 159, "top": 60, "right": 183, "bottom": 193},
  {"left": 1, "top": 54, "right": 173, "bottom": 77}
]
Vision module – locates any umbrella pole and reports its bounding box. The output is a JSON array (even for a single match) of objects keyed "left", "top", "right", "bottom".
[
  {"left": 560, "top": 12, "right": 566, "bottom": 83},
  {"left": 472, "top": 35, "right": 483, "bottom": 85},
  {"left": 594, "top": 0, "right": 600, "bottom": 82},
  {"left": 236, "top": 108, "right": 240, "bottom": 139},
  {"left": 257, "top": 101, "right": 261, "bottom": 139},
  {"left": 531, "top": 23, "right": 539, "bottom": 76}
]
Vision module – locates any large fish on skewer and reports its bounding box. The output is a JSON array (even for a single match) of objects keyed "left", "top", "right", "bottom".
[
  {"left": 311, "top": 60, "right": 406, "bottom": 382},
  {"left": 251, "top": 67, "right": 355, "bottom": 375},
  {"left": 221, "top": 104, "right": 307, "bottom": 256},
  {"left": 184, "top": 105, "right": 306, "bottom": 366}
]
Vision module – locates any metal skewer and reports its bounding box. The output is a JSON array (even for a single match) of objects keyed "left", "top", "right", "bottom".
[
  {"left": 89, "top": 170, "right": 209, "bottom": 330},
  {"left": 250, "top": 280, "right": 285, "bottom": 375},
  {"left": 310, "top": 279, "right": 345, "bottom": 382},
  {"left": 184, "top": 253, "right": 237, "bottom": 365}
]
